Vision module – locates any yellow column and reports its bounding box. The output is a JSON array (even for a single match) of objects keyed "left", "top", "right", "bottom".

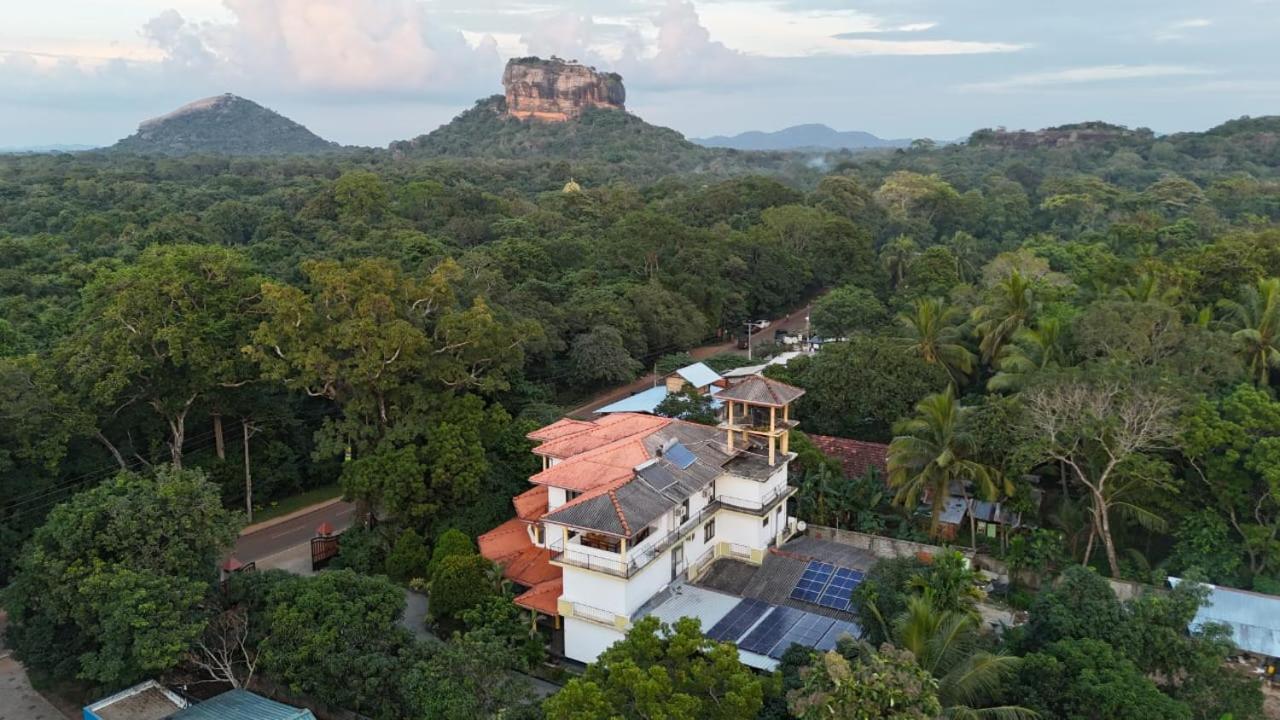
[
  {"left": 769, "top": 406, "right": 777, "bottom": 465},
  {"left": 726, "top": 401, "right": 735, "bottom": 450}
]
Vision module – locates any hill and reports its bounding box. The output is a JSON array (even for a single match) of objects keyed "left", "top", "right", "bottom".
[
  {"left": 110, "top": 94, "right": 340, "bottom": 156},
  {"left": 693, "top": 123, "right": 912, "bottom": 151}
]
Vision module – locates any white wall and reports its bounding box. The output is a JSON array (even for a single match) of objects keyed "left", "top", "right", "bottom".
[
  {"left": 560, "top": 565, "right": 629, "bottom": 616},
  {"left": 547, "top": 486, "right": 566, "bottom": 511},
  {"left": 564, "top": 617, "right": 625, "bottom": 664}
]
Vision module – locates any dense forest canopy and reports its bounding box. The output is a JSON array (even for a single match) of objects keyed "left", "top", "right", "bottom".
[{"left": 1, "top": 111, "right": 1280, "bottom": 718}]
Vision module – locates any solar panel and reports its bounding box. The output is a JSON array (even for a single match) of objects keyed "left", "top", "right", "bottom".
[
  {"left": 739, "top": 607, "right": 803, "bottom": 656},
  {"left": 815, "top": 620, "right": 862, "bottom": 651},
  {"left": 817, "top": 567, "right": 861, "bottom": 612},
  {"left": 664, "top": 441, "right": 697, "bottom": 469},
  {"left": 788, "top": 560, "right": 835, "bottom": 603},
  {"left": 705, "top": 598, "right": 771, "bottom": 642},
  {"left": 766, "top": 612, "right": 836, "bottom": 658}
]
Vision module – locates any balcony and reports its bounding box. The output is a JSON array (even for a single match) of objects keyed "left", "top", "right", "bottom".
[
  {"left": 549, "top": 501, "right": 719, "bottom": 578},
  {"left": 717, "top": 484, "right": 795, "bottom": 515}
]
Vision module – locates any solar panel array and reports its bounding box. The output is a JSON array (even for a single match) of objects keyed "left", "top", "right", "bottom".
[
  {"left": 705, "top": 598, "right": 770, "bottom": 642},
  {"left": 723, "top": 605, "right": 862, "bottom": 660},
  {"left": 789, "top": 560, "right": 862, "bottom": 612},
  {"left": 664, "top": 441, "right": 697, "bottom": 469}
]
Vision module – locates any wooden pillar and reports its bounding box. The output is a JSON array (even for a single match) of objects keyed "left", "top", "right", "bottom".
[
  {"left": 769, "top": 406, "right": 777, "bottom": 466},
  {"left": 726, "top": 401, "right": 735, "bottom": 450},
  {"left": 782, "top": 429, "right": 790, "bottom": 455}
]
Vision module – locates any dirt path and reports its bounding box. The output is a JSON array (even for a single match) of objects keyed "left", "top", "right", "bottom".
[{"left": 566, "top": 304, "right": 813, "bottom": 420}]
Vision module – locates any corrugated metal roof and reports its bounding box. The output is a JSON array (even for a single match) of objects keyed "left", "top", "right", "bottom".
[
  {"left": 937, "top": 497, "right": 967, "bottom": 525},
  {"left": 172, "top": 690, "right": 315, "bottom": 720},
  {"left": 675, "top": 362, "right": 722, "bottom": 389},
  {"left": 596, "top": 386, "right": 670, "bottom": 414},
  {"left": 1169, "top": 578, "right": 1280, "bottom": 657}
]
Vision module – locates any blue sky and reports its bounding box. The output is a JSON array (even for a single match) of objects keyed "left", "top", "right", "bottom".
[{"left": 2, "top": 0, "right": 1277, "bottom": 147}]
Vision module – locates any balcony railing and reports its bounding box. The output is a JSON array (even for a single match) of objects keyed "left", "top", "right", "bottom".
[
  {"left": 717, "top": 484, "right": 795, "bottom": 514},
  {"left": 550, "top": 501, "right": 721, "bottom": 578}
]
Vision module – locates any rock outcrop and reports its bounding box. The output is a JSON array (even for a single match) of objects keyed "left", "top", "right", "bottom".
[
  {"left": 111, "top": 94, "right": 340, "bottom": 156},
  {"left": 502, "top": 57, "right": 625, "bottom": 122}
]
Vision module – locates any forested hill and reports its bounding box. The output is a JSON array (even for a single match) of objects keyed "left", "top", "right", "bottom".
[
  {"left": 389, "top": 95, "right": 815, "bottom": 184},
  {"left": 110, "top": 93, "right": 343, "bottom": 156}
]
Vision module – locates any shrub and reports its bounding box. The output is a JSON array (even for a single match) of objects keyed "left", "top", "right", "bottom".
[{"left": 385, "top": 528, "right": 430, "bottom": 583}]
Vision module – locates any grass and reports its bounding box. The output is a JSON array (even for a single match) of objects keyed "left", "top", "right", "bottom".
[{"left": 250, "top": 483, "right": 343, "bottom": 525}]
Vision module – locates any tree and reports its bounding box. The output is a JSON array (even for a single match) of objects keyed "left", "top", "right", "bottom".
[
  {"left": 429, "top": 553, "right": 498, "bottom": 621},
  {"left": 810, "top": 285, "right": 887, "bottom": 337},
  {"left": 788, "top": 645, "right": 942, "bottom": 720},
  {"left": 258, "top": 570, "right": 411, "bottom": 714},
  {"left": 428, "top": 529, "right": 476, "bottom": 579},
  {"left": 888, "top": 386, "right": 1004, "bottom": 541},
  {"left": 897, "top": 297, "right": 975, "bottom": 384},
  {"left": 654, "top": 387, "right": 719, "bottom": 424},
  {"left": 880, "top": 235, "right": 919, "bottom": 290},
  {"left": 385, "top": 528, "right": 431, "bottom": 582},
  {"left": 988, "top": 318, "right": 1067, "bottom": 392},
  {"left": 1008, "top": 638, "right": 1192, "bottom": 720},
  {"left": 2, "top": 466, "right": 239, "bottom": 686},
  {"left": 1019, "top": 375, "right": 1181, "bottom": 577},
  {"left": 972, "top": 269, "right": 1037, "bottom": 366},
  {"left": 1218, "top": 277, "right": 1280, "bottom": 385},
  {"left": 543, "top": 616, "right": 769, "bottom": 720},
  {"left": 569, "top": 324, "right": 642, "bottom": 387},
  {"left": 395, "top": 627, "right": 535, "bottom": 720},
  {"left": 61, "top": 244, "right": 261, "bottom": 467}
]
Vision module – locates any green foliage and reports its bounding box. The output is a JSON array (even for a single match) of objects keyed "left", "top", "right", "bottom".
[
  {"left": 428, "top": 528, "right": 476, "bottom": 579},
  {"left": 653, "top": 387, "right": 719, "bottom": 424},
  {"left": 543, "top": 616, "right": 770, "bottom": 720},
  {"left": 460, "top": 596, "right": 547, "bottom": 669},
  {"left": 385, "top": 528, "right": 431, "bottom": 582},
  {"left": 1009, "top": 638, "right": 1192, "bottom": 720},
  {"left": 810, "top": 285, "right": 887, "bottom": 337},
  {"left": 569, "top": 325, "right": 643, "bottom": 387},
  {"left": 788, "top": 645, "right": 942, "bottom": 720},
  {"left": 2, "top": 466, "right": 239, "bottom": 687},
  {"left": 429, "top": 553, "right": 498, "bottom": 621}
]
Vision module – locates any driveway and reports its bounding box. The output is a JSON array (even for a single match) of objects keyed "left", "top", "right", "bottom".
[{"left": 233, "top": 500, "right": 356, "bottom": 565}]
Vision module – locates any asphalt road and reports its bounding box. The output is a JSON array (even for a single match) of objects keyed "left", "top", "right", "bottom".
[{"left": 233, "top": 500, "right": 357, "bottom": 564}]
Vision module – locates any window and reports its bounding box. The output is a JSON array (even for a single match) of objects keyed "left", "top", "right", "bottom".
[
  {"left": 581, "top": 532, "right": 621, "bottom": 553},
  {"left": 703, "top": 518, "right": 716, "bottom": 542},
  {"left": 634, "top": 526, "right": 653, "bottom": 544},
  {"left": 534, "top": 524, "right": 545, "bottom": 544},
  {"left": 762, "top": 515, "right": 770, "bottom": 527},
  {"left": 679, "top": 498, "right": 690, "bottom": 521},
  {"left": 566, "top": 490, "right": 582, "bottom": 501}
]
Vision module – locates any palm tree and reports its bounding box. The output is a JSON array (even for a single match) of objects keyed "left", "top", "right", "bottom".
[
  {"left": 971, "top": 270, "right": 1037, "bottom": 365},
  {"left": 898, "top": 297, "right": 976, "bottom": 385},
  {"left": 880, "top": 235, "right": 919, "bottom": 290},
  {"left": 1218, "top": 277, "right": 1280, "bottom": 385},
  {"left": 887, "top": 386, "right": 1005, "bottom": 541},
  {"left": 1114, "top": 270, "right": 1180, "bottom": 306},
  {"left": 986, "top": 318, "right": 1066, "bottom": 392},
  {"left": 892, "top": 593, "right": 1035, "bottom": 719}
]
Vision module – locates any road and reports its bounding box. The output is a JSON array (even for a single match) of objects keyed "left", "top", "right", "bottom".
[
  {"left": 567, "top": 302, "right": 814, "bottom": 419},
  {"left": 233, "top": 500, "right": 356, "bottom": 564}
]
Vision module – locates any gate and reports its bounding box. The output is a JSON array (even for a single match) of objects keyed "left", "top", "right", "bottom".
[{"left": 310, "top": 521, "right": 342, "bottom": 571}]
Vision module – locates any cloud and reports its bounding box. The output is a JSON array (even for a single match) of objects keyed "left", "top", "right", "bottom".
[
  {"left": 960, "top": 64, "right": 1212, "bottom": 92},
  {"left": 1155, "top": 17, "right": 1213, "bottom": 41},
  {"left": 140, "top": 0, "right": 502, "bottom": 97},
  {"left": 826, "top": 37, "right": 1024, "bottom": 56}
]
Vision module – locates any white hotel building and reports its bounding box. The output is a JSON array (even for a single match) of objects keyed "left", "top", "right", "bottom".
[{"left": 479, "top": 374, "right": 806, "bottom": 663}]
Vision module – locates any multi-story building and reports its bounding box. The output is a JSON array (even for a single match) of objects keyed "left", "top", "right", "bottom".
[{"left": 480, "top": 374, "right": 806, "bottom": 664}]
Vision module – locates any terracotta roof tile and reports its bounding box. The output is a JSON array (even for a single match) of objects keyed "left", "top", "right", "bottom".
[
  {"left": 478, "top": 518, "right": 561, "bottom": 586},
  {"left": 532, "top": 414, "right": 669, "bottom": 459},
  {"left": 513, "top": 577, "right": 562, "bottom": 616},
  {"left": 807, "top": 434, "right": 889, "bottom": 479},
  {"left": 527, "top": 418, "right": 595, "bottom": 442},
  {"left": 716, "top": 375, "right": 805, "bottom": 407},
  {"left": 513, "top": 485, "right": 549, "bottom": 521}
]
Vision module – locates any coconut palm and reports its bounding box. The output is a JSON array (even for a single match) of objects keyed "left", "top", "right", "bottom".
[
  {"left": 887, "top": 386, "right": 1005, "bottom": 541},
  {"left": 892, "top": 593, "right": 1035, "bottom": 719},
  {"left": 1218, "top": 277, "right": 1280, "bottom": 385},
  {"left": 880, "top": 235, "right": 919, "bottom": 290},
  {"left": 898, "top": 297, "right": 976, "bottom": 385},
  {"left": 1113, "top": 270, "right": 1180, "bottom": 306},
  {"left": 971, "top": 270, "right": 1037, "bottom": 365},
  {"left": 986, "top": 318, "right": 1066, "bottom": 392}
]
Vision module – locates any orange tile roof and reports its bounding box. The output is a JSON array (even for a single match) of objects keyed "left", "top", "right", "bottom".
[
  {"left": 527, "top": 418, "right": 595, "bottom": 442},
  {"left": 478, "top": 517, "right": 562, "bottom": 587},
  {"left": 514, "top": 485, "right": 550, "bottom": 521},
  {"left": 514, "top": 577, "right": 562, "bottom": 616},
  {"left": 528, "top": 438, "right": 651, "bottom": 491},
  {"left": 532, "top": 414, "right": 669, "bottom": 459}
]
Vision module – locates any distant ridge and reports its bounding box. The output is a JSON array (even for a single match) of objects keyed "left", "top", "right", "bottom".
[
  {"left": 110, "top": 94, "right": 341, "bottom": 156},
  {"left": 0, "top": 144, "right": 99, "bottom": 154},
  {"left": 693, "top": 124, "right": 912, "bottom": 151}
]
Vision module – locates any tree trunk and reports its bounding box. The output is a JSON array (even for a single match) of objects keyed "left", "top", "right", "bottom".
[
  {"left": 242, "top": 419, "right": 254, "bottom": 523},
  {"left": 1093, "top": 491, "right": 1121, "bottom": 577},
  {"left": 94, "top": 430, "right": 128, "bottom": 470},
  {"left": 213, "top": 412, "right": 225, "bottom": 460},
  {"left": 965, "top": 493, "right": 978, "bottom": 550},
  {"left": 168, "top": 411, "right": 187, "bottom": 469}
]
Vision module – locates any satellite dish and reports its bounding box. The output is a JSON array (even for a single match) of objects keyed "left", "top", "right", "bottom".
[{"left": 797, "top": 520, "right": 807, "bottom": 532}]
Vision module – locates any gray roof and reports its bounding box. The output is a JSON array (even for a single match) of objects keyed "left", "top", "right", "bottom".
[
  {"left": 173, "top": 691, "right": 315, "bottom": 720},
  {"left": 675, "top": 362, "right": 723, "bottom": 389},
  {"left": 543, "top": 422, "right": 734, "bottom": 537},
  {"left": 1169, "top": 578, "right": 1280, "bottom": 657},
  {"left": 716, "top": 375, "right": 805, "bottom": 407}
]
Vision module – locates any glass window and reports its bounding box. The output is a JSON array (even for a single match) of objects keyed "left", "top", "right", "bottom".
[{"left": 703, "top": 519, "right": 716, "bottom": 542}]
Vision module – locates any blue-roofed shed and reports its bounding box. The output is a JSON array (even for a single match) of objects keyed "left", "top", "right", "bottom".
[
  {"left": 1169, "top": 577, "right": 1280, "bottom": 657},
  {"left": 173, "top": 690, "right": 316, "bottom": 720},
  {"left": 596, "top": 385, "right": 670, "bottom": 414}
]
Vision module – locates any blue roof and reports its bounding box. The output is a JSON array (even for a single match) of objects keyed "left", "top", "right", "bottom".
[
  {"left": 675, "top": 362, "right": 722, "bottom": 389},
  {"left": 596, "top": 385, "right": 670, "bottom": 414},
  {"left": 172, "top": 690, "right": 316, "bottom": 720},
  {"left": 1169, "top": 578, "right": 1280, "bottom": 657}
]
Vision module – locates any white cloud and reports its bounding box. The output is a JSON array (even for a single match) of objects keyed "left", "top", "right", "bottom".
[
  {"left": 960, "top": 64, "right": 1212, "bottom": 93},
  {"left": 1156, "top": 17, "right": 1213, "bottom": 41}
]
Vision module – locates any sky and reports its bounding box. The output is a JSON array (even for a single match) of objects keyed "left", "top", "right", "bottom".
[{"left": 2, "top": 0, "right": 1278, "bottom": 147}]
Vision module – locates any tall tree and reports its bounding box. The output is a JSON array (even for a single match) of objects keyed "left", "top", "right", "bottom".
[
  {"left": 897, "top": 297, "right": 976, "bottom": 385},
  {"left": 972, "top": 269, "right": 1037, "bottom": 365},
  {"left": 1217, "top": 277, "right": 1280, "bottom": 385},
  {"left": 1019, "top": 375, "right": 1181, "bottom": 577},
  {"left": 887, "top": 386, "right": 1004, "bottom": 540}
]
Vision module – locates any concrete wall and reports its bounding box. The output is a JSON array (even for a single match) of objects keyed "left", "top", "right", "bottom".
[
  {"left": 563, "top": 617, "right": 625, "bottom": 664},
  {"left": 807, "top": 525, "right": 975, "bottom": 563}
]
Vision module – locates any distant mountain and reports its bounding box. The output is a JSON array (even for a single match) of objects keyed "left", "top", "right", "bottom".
[
  {"left": 0, "top": 144, "right": 99, "bottom": 154},
  {"left": 110, "top": 94, "right": 340, "bottom": 156},
  {"left": 693, "top": 124, "right": 912, "bottom": 151}
]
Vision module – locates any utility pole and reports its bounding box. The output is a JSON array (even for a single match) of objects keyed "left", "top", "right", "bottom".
[
  {"left": 743, "top": 321, "right": 755, "bottom": 361},
  {"left": 242, "top": 419, "right": 258, "bottom": 523}
]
